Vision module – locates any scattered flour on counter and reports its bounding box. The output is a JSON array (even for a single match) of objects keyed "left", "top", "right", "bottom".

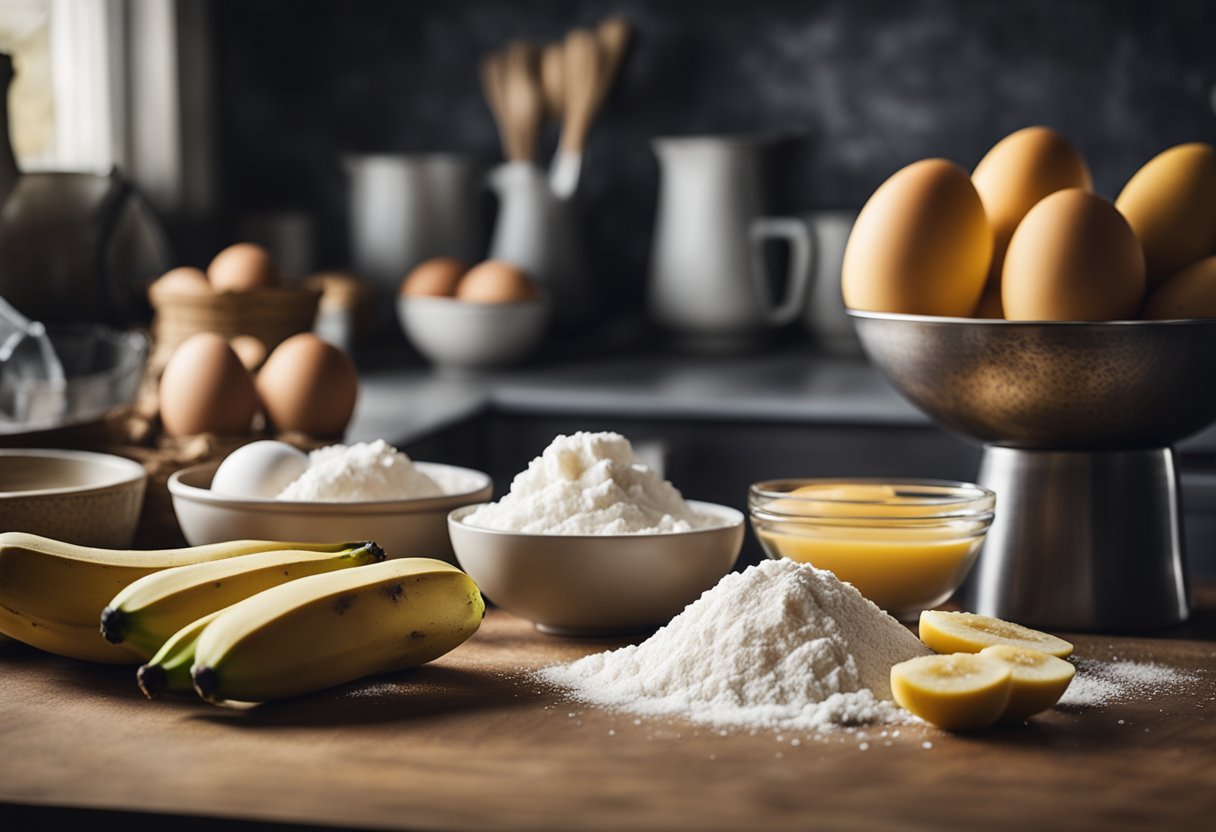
[
  {"left": 277, "top": 439, "right": 442, "bottom": 501},
  {"left": 1057, "top": 657, "right": 1199, "bottom": 708},
  {"left": 537, "top": 558, "right": 930, "bottom": 731},
  {"left": 463, "top": 431, "right": 712, "bottom": 534}
]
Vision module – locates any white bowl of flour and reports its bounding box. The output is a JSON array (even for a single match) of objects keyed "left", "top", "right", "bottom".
[
  {"left": 449, "top": 431, "right": 745, "bottom": 634},
  {"left": 168, "top": 451, "right": 492, "bottom": 564}
]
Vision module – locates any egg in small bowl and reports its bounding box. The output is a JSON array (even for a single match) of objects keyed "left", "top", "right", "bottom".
[{"left": 397, "top": 258, "right": 550, "bottom": 369}]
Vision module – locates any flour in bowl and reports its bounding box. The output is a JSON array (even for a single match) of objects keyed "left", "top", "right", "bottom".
[
  {"left": 277, "top": 439, "right": 442, "bottom": 501},
  {"left": 538, "top": 558, "right": 929, "bottom": 730},
  {"left": 462, "top": 431, "right": 711, "bottom": 534}
]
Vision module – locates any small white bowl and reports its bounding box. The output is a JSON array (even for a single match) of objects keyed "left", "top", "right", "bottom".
[
  {"left": 397, "top": 295, "right": 550, "bottom": 369},
  {"left": 448, "top": 501, "right": 745, "bottom": 635},
  {"left": 0, "top": 449, "right": 147, "bottom": 547},
  {"left": 169, "top": 461, "right": 492, "bottom": 563}
]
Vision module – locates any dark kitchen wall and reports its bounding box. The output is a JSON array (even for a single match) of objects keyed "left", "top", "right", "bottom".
[{"left": 212, "top": 0, "right": 1216, "bottom": 316}]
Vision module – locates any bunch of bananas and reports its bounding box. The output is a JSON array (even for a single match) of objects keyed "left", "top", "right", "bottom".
[{"left": 0, "top": 532, "right": 484, "bottom": 703}]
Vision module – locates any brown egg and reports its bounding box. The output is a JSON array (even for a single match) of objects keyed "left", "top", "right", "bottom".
[
  {"left": 1143, "top": 256, "right": 1216, "bottom": 319},
  {"left": 1002, "top": 189, "right": 1145, "bottom": 321},
  {"left": 1116, "top": 143, "right": 1216, "bottom": 289},
  {"left": 400, "top": 257, "right": 468, "bottom": 297},
  {"left": 971, "top": 126, "right": 1092, "bottom": 317},
  {"left": 842, "top": 158, "right": 992, "bottom": 316},
  {"left": 208, "top": 243, "right": 279, "bottom": 292},
  {"left": 158, "top": 333, "right": 259, "bottom": 437},
  {"left": 228, "top": 335, "right": 268, "bottom": 371},
  {"left": 149, "top": 267, "right": 211, "bottom": 303},
  {"left": 455, "top": 260, "right": 539, "bottom": 303},
  {"left": 256, "top": 333, "right": 358, "bottom": 438}
]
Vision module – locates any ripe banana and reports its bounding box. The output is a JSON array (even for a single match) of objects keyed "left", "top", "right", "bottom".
[
  {"left": 137, "top": 608, "right": 226, "bottom": 698},
  {"left": 192, "top": 558, "right": 485, "bottom": 703},
  {"left": 102, "top": 542, "right": 385, "bottom": 659},
  {"left": 0, "top": 532, "right": 361, "bottom": 664}
]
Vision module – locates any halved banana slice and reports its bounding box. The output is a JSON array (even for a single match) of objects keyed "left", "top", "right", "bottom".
[
  {"left": 919, "top": 610, "right": 1073, "bottom": 658},
  {"left": 979, "top": 645, "right": 1076, "bottom": 721},
  {"left": 890, "top": 653, "right": 1012, "bottom": 730}
]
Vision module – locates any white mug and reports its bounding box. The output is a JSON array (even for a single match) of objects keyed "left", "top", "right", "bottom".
[{"left": 647, "top": 135, "right": 812, "bottom": 349}]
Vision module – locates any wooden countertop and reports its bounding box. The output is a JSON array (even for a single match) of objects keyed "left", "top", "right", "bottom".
[{"left": 2, "top": 598, "right": 1215, "bottom": 832}]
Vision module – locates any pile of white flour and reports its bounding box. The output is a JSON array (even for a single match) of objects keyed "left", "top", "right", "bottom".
[
  {"left": 277, "top": 440, "right": 442, "bottom": 501},
  {"left": 463, "top": 432, "right": 711, "bottom": 534},
  {"left": 538, "top": 558, "right": 930, "bottom": 730}
]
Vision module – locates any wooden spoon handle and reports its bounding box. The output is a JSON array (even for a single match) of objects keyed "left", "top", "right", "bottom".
[
  {"left": 594, "top": 16, "right": 631, "bottom": 108},
  {"left": 503, "top": 40, "right": 543, "bottom": 163},
  {"left": 559, "top": 28, "right": 601, "bottom": 154},
  {"left": 541, "top": 42, "right": 565, "bottom": 121}
]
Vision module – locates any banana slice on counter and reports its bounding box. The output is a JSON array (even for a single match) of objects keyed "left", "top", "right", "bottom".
[
  {"left": 890, "top": 653, "right": 1012, "bottom": 730},
  {"left": 919, "top": 610, "right": 1074, "bottom": 658},
  {"left": 979, "top": 645, "right": 1076, "bottom": 721}
]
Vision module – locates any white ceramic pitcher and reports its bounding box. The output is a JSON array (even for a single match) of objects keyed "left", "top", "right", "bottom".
[
  {"left": 486, "top": 160, "right": 590, "bottom": 328},
  {"left": 648, "top": 136, "right": 812, "bottom": 349}
]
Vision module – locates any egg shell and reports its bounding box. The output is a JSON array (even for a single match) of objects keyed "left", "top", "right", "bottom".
[
  {"left": 149, "top": 267, "right": 211, "bottom": 302},
  {"left": 210, "top": 440, "right": 311, "bottom": 499},
  {"left": 455, "top": 260, "right": 539, "bottom": 303},
  {"left": 1002, "top": 189, "right": 1145, "bottom": 321},
  {"left": 971, "top": 126, "right": 1092, "bottom": 317},
  {"left": 256, "top": 333, "right": 358, "bottom": 438},
  {"left": 1143, "top": 255, "right": 1216, "bottom": 320},
  {"left": 158, "top": 332, "right": 259, "bottom": 437},
  {"left": 208, "top": 243, "right": 279, "bottom": 292},
  {"left": 1115, "top": 142, "right": 1216, "bottom": 289},
  {"left": 401, "top": 257, "right": 469, "bottom": 297},
  {"left": 842, "top": 158, "right": 992, "bottom": 317}
]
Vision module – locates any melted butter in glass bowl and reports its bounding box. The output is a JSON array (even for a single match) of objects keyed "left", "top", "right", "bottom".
[{"left": 748, "top": 479, "right": 995, "bottom": 621}]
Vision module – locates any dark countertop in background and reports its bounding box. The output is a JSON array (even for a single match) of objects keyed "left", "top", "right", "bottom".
[{"left": 348, "top": 350, "right": 1216, "bottom": 456}]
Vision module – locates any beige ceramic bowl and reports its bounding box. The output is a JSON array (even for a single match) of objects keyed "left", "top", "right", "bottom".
[
  {"left": 0, "top": 449, "right": 147, "bottom": 547},
  {"left": 169, "top": 461, "right": 492, "bottom": 563},
  {"left": 397, "top": 295, "right": 550, "bottom": 369},
  {"left": 449, "top": 501, "right": 745, "bottom": 635}
]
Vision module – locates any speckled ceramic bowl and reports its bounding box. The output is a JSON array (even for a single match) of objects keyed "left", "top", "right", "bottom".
[{"left": 0, "top": 449, "right": 147, "bottom": 547}]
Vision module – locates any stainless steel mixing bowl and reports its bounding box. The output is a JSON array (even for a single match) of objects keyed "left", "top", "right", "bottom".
[
  {"left": 848, "top": 311, "right": 1216, "bottom": 451},
  {"left": 849, "top": 310, "right": 1216, "bottom": 630}
]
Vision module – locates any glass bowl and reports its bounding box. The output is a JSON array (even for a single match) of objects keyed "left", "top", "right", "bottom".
[{"left": 748, "top": 479, "right": 996, "bottom": 620}]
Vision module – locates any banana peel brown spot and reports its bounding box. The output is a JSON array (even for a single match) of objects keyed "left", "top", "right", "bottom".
[
  {"left": 333, "top": 594, "right": 355, "bottom": 615},
  {"left": 383, "top": 584, "right": 405, "bottom": 604}
]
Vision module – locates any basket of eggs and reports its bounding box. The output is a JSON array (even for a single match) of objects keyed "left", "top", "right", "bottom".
[
  {"left": 397, "top": 257, "right": 550, "bottom": 369},
  {"left": 147, "top": 242, "right": 323, "bottom": 374},
  {"left": 121, "top": 328, "right": 360, "bottom": 547}
]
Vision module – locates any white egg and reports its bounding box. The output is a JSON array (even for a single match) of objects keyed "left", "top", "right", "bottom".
[{"left": 211, "top": 440, "right": 310, "bottom": 499}]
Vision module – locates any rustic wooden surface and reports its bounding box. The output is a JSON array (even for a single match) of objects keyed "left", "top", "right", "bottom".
[{"left": 2, "top": 597, "right": 1215, "bottom": 832}]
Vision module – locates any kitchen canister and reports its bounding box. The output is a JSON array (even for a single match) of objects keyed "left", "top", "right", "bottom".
[
  {"left": 345, "top": 153, "right": 484, "bottom": 295},
  {"left": 647, "top": 135, "right": 812, "bottom": 351}
]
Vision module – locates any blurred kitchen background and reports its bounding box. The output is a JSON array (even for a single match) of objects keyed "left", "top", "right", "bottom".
[{"left": 3, "top": 0, "right": 1214, "bottom": 327}]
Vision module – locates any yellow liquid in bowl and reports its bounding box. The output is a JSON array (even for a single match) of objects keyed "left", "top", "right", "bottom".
[{"left": 755, "top": 527, "right": 983, "bottom": 618}]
